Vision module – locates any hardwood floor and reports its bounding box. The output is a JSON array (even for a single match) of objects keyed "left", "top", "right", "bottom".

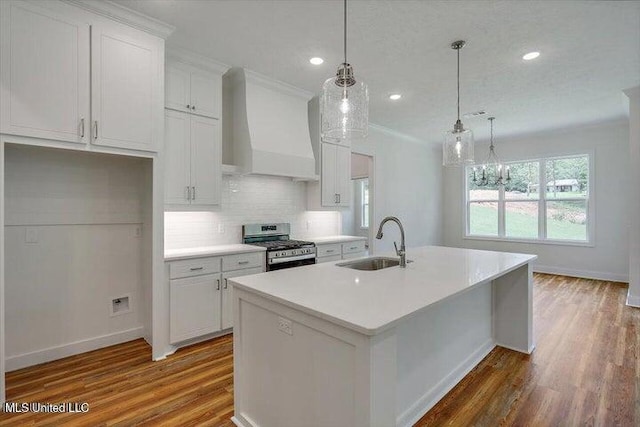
[{"left": 1, "top": 274, "right": 637, "bottom": 426}]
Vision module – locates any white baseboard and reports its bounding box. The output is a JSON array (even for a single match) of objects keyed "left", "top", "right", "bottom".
[
  {"left": 396, "top": 339, "right": 495, "bottom": 427},
  {"left": 533, "top": 264, "right": 629, "bottom": 283},
  {"left": 5, "top": 327, "right": 144, "bottom": 372},
  {"left": 626, "top": 292, "right": 640, "bottom": 308}
]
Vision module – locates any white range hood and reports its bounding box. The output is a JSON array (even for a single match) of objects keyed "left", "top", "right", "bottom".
[{"left": 228, "top": 68, "right": 316, "bottom": 179}]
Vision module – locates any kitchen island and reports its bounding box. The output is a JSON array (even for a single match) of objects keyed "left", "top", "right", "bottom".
[{"left": 230, "top": 246, "right": 537, "bottom": 427}]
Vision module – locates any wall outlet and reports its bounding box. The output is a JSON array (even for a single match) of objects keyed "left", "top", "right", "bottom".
[
  {"left": 277, "top": 317, "right": 293, "bottom": 335},
  {"left": 134, "top": 226, "right": 142, "bottom": 238},
  {"left": 25, "top": 227, "right": 38, "bottom": 244},
  {"left": 218, "top": 223, "right": 225, "bottom": 234}
]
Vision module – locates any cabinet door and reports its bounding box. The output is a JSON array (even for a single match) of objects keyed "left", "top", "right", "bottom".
[
  {"left": 321, "top": 143, "right": 337, "bottom": 206},
  {"left": 91, "top": 23, "right": 161, "bottom": 152},
  {"left": 164, "top": 110, "right": 191, "bottom": 205},
  {"left": 0, "top": 1, "right": 90, "bottom": 143},
  {"left": 335, "top": 144, "right": 351, "bottom": 207},
  {"left": 190, "top": 70, "right": 221, "bottom": 119},
  {"left": 165, "top": 63, "right": 191, "bottom": 113},
  {"left": 190, "top": 116, "right": 221, "bottom": 205},
  {"left": 169, "top": 274, "right": 221, "bottom": 343},
  {"left": 221, "top": 267, "right": 263, "bottom": 330}
]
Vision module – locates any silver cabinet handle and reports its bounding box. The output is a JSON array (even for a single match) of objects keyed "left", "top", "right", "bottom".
[
  {"left": 238, "top": 260, "right": 249, "bottom": 265},
  {"left": 189, "top": 267, "right": 204, "bottom": 271},
  {"left": 337, "top": 193, "right": 341, "bottom": 204},
  {"left": 326, "top": 249, "right": 335, "bottom": 253},
  {"left": 191, "top": 105, "right": 196, "bottom": 111},
  {"left": 192, "top": 186, "right": 196, "bottom": 200},
  {"left": 350, "top": 246, "right": 357, "bottom": 250},
  {"left": 216, "top": 279, "right": 220, "bottom": 290},
  {"left": 334, "top": 193, "right": 338, "bottom": 204},
  {"left": 93, "top": 121, "right": 98, "bottom": 140},
  {"left": 185, "top": 186, "right": 191, "bottom": 200},
  {"left": 224, "top": 278, "right": 228, "bottom": 289},
  {"left": 186, "top": 104, "right": 190, "bottom": 109},
  {"left": 80, "top": 118, "right": 85, "bottom": 138}
]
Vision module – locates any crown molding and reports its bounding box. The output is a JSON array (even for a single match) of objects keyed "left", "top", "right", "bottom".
[
  {"left": 63, "top": 0, "right": 175, "bottom": 39},
  {"left": 167, "top": 48, "right": 231, "bottom": 75},
  {"left": 231, "top": 68, "right": 315, "bottom": 100}
]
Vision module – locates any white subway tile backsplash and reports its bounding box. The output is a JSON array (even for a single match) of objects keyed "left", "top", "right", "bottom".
[{"left": 165, "top": 175, "right": 341, "bottom": 250}]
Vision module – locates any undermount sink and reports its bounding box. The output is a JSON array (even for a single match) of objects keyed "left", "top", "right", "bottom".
[{"left": 337, "top": 257, "right": 400, "bottom": 271}]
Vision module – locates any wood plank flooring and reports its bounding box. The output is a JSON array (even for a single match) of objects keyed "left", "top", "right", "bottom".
[{"left": 1, "top": 274, "right": 638, "bottom": 426}]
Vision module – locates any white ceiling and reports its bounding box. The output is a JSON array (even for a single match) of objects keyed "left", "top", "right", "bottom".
[{"left": 113, "top": 0, "right": 640, "bottom": 145}]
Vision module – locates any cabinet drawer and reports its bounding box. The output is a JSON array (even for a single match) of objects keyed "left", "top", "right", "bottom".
[
  {"left": 342, "top": 240, "right": 366, "bottom": 254},
  {"left": 317, "top": 243, "right": 341, "bottom": 258},
  {"left": 317, "top": 254, "right": 342, "bottom": 263},
  {"left": 169, "top": 257, "right": 221, "bottom": 279},
  {"left": 222, "top": 252, "right": 263, "bottom": 272}
]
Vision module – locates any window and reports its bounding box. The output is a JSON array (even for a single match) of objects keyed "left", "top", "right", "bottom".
[
  {"left": 466, "top": 154, "right": 591, "bottom": 243},
  {"left": 360, "top": 179, "right": 369, "bottom": 228}
]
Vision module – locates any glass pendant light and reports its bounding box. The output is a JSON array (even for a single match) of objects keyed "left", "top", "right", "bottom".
[
  {"left": 472, "top": 117, "right": 511, "bottom": 186},
  {"left": 321, "top": 0, "right": 368, "bottom": 142},
  {"left": 443, "top": 40, "right": 474, "bottom": 166}
]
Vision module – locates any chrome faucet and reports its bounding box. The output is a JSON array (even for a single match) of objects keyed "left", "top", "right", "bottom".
[{"left": 375, "top": 216, "right": 406, "bottom": 267}]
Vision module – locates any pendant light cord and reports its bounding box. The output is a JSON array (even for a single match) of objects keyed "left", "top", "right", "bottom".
[
  {"left": 457, "top": 47, "right": 460, "bottom": 121},
  {"left": 490, "top": 118, "right": 494, "bottom": 148},
  {"left": 344, "top": 0, "right": 347, "bottom": 65}
]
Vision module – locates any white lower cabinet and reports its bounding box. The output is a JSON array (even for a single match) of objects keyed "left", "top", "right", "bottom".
[
  {"left": 168, "top": 251, "right": 265, "bottom": 344},
  {"left": 170, "top": 274, "right": 221, "bottom": 343},
  {"left": 316, "top": 240, "right": 366, "bottom": 263},
  {"left": 221, "top": 267, "right": 263, "bottom": 330}
]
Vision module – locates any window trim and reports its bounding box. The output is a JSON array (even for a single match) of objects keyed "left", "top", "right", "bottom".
[
  {"left": 463, "top": 152, "right": 595, "bottom": 247},
  {"left": 359, "top": 178, "right": 369, "bottom": 229}
]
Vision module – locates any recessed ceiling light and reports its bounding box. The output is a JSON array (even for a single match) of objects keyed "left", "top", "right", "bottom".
[
  {"left": 389, "top": 94, "right": 402, "bottom": 100},
  {"left": 309, "top": 57, "right": 324, "bottom": 65},
  {"left": 522, "top": 51, "right": 540, "bottom": 61}
]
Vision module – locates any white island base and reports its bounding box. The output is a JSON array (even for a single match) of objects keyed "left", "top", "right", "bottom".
[{"left": 230, "top": 247, "right": 536, "bottom": 427}]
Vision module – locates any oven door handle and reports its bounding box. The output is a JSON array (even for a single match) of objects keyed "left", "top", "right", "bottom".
[{"left": 269, "top": 253, "right": 316, "bottom": 264}]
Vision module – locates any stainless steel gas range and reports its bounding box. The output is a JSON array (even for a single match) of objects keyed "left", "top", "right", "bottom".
[{"left": 242, "top": 223, "right": 316, "bottom": 271}]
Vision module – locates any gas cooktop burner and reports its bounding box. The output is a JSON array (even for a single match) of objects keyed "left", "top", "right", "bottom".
[{"left": 251, "top": 239, "right": 315, "bottom": 251}]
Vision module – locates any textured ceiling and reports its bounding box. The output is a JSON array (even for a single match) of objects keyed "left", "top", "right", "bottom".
[{"left": 113, "top": 0, "right": 640, "bottom": 145}]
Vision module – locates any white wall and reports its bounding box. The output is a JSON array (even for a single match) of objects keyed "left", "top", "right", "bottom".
[
  {"left": 443, "top": 120, "right": 630, "bottom": 282},
  {"left": 4, "top": 145, "right": 150, "bottom": 370},
  {"left": 625, "top": 87, "right": 640, "bottom": 306},
  {"left": 165, "top": 174, "right": 341, "bottom": 249},
  {"left": 352, "top": 125, "right": 443, "bottom": 254},
  {"left": 0, "top": 140, "right": 5, "bottom": 402}
]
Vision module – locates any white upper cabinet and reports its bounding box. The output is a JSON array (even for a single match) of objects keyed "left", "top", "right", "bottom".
[
  {"left": 90, "top": 23, "right": 161, "bottom": 152},
  {"left": 165, "top": 61, "right": 222, "bottom": 119},
  {"left": 190, "top": 71, "right": 221, "bottom": 119},
  {"left": 0, "top": 0, "right": 168, "bottom": 153},
  {"left": 190, "top": 115, "right": 221, "bottom": 205},
  {"left": 165, "top": 64, "right": 192, "bottom": 113},
  {"left": 320, "top": 142, "right": 351, "bottom": 207},
  {"left": 0, "top": 1, "right": 90, "bottom": 144},
  {"left": 164, "top": 110, "right": 191, "bottom": 205},
  {"left": 164, "top": 110, "right": 221, "bottom": 206}
]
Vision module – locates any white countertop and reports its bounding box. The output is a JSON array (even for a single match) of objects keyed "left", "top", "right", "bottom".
[
  {"left": 301, "top": 235, "right": 367, "bottom": 244},
  {"left": 165, "top": 244, "right": 266, "bottom": 261},
  {"left": 230, "top": 246, "right": 537, "bottom": 336}
]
